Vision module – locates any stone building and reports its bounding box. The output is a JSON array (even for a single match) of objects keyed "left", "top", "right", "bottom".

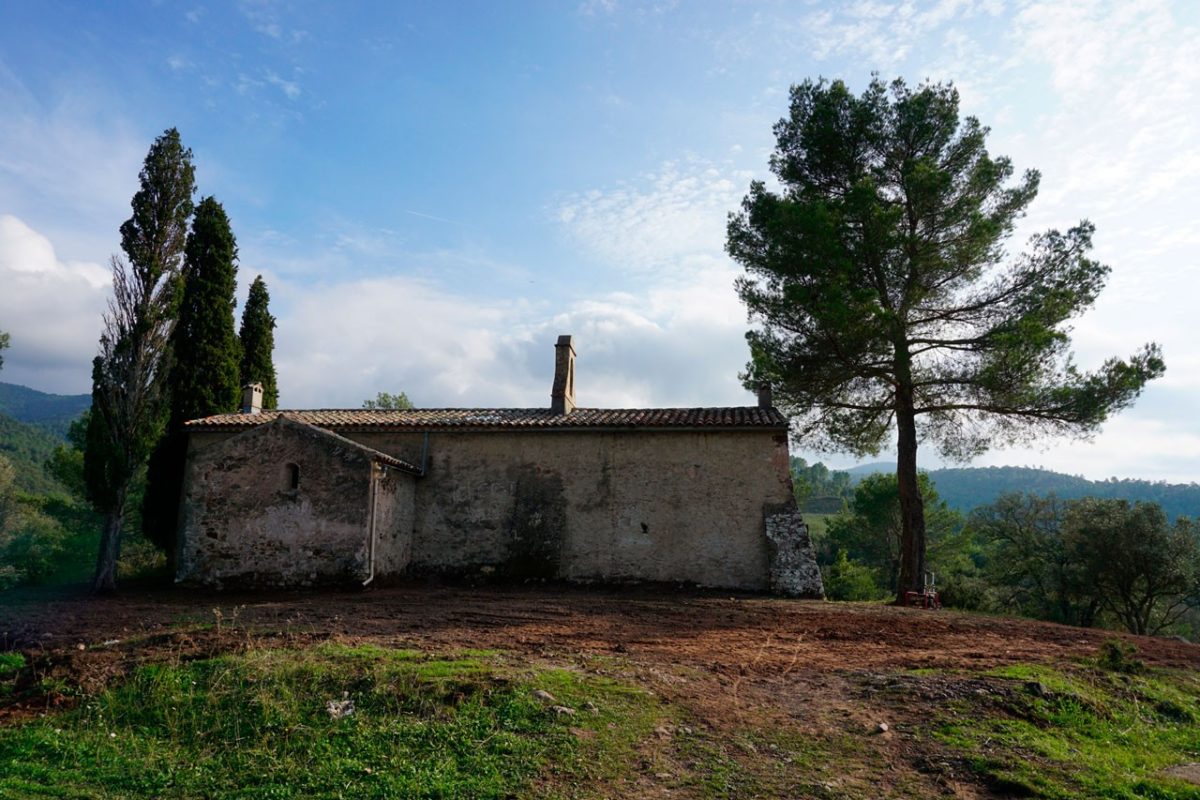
[{"left": 177, "top": 336, "right": 823, "bottom": 596}]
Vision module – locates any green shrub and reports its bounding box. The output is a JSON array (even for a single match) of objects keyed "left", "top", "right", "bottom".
[
  {"left": 0, "top": 507, "right": 67, "bottom": 588},
  {"left": 823, "top": 549, "right": 885, "bottom": 601},
  {"left": 1097, "top": 640, "right": 1145, "bottom": 674}
]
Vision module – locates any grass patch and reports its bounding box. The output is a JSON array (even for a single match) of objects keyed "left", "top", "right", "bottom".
[
  {"left": 672, "top": 724, "right": 899, "bottom": 800},
  {"left": 0, "top": 652, "right": 24, "bottom": 699},
  {"left": 0, "top": 653, "right": 24, "bottom": 678},
  {"left": 0, "top": 643, "right": 662, "bottom": 799},
  {"left": 937, "top": 662, "right": 1200, "bottom": 799}
]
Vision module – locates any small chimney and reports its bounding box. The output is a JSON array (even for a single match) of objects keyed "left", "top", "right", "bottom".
[
  {"left": 757, "top": 381, "right": 773, "bottom": 409},
  {"left": 242, "top": 383, "right": 264, "bottom": 415},
  {"left": 550, "top": 334, "right": 576, "bottom": 415}
]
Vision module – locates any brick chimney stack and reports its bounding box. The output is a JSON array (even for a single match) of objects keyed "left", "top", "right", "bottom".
[
  {"left": 757, "top": 382, "right": 773, "bottom": 409},
  {"left": 551, "top": 335, "right": 576, "bottom": 415},
  {"left": 242, "top": 383, "right": 264, "bottom": 415}
]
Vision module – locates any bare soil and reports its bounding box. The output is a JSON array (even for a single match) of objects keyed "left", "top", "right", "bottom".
[{"left": 3, "top": 580, "right": 1199, "bottom": 797}]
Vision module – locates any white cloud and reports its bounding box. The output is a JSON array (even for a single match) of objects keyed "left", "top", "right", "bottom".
[
  {"left": 0, "top": 66, "right": 144, "bottom": 259},
  {"left": 271, "top": 259, "right": 756, "bottom": 412},
  {"left": 265, "top": 71, "right": 301, "bottom": 100},
  {"left": 554, "top": 157, "right": 750, "bottom": 274},
  {"left": 0, "top": 216, "right": 108, "bottom": 393}
]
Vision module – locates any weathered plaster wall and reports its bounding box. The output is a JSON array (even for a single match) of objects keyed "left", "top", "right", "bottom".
[
  {"left": 178, "top": 421, "right": 377, "bottom": 587},
  {"left": 371, "top": 466, "right": 417, "bottom": 578},
  {"left": 345, "top": 429, "right": 795, "bottom": 591}
]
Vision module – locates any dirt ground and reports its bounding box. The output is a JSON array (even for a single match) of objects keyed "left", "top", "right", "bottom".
[{"left": 4, "top": 581, "right": 1200, "bottom": 797}]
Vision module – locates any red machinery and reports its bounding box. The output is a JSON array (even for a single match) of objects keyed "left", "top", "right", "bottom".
[{"left": 903, "top": 571, "right": 942, "bottom": 610}]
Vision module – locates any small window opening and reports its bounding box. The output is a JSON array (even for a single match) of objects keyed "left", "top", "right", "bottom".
[{"left": 285, "top": 462, "right": 300, "bottom": 491}]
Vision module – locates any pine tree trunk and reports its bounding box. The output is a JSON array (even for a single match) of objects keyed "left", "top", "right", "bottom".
[
  {"left": 894, "top": 393, "right": 926, "bottom": 604},
  {"left": 93, "top": 494, "right": 126, "bottom": 594}
]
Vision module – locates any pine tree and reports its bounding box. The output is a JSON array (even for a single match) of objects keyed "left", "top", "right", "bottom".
[
  {"left": 727, "top": 78, "right": 1163, "bottom": 602},
  {"left": 239, "top": 275, "right": 279, "bottom": 409},
  {"left": 142, "top": 197, "right": 242, "bottom": 553},
  {"left": 85, "top": 128, "right": 194, "bottom": 592}
]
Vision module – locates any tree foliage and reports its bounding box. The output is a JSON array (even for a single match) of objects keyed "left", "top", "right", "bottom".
[
  {"left": 973, "top": 493, "right": 1200, "bottom": 635},
  {"left": 363, "top": 392, "right": 414, "bottom": 410},
  {"left": 239, "top": 275, "right": 279, "bottom": 410},
  {"left": 727, "top": 77, "right": 1164, "bottom": 600},
  {"left": 971, "top": 493, "right": 1099, "bottom": 627},
  {"left": 826, "top": 472, "right": 962, "bottom": 593},
  {"left": 85, "top": 255, "right": 178, "bottom": 591},
  {"left": 117, "top": 129, "right": 196, "bottom": 313},
  {"left": 46, "top": 412, "right": 90, "bottom": 500},
  {"left": 142, "top": 197, "right": 241, "bottom": 553},
  {"left": 789, "top": 456, "right": 852, "bottom": 511},
  {"left": 84, "top": 128, "right": 195, "bottom": 592},
  {"left": 1063, "top": 499, "right": 1199, "bottom": 636},
  {"left": 165, "top": 197, "right": 242, "bottom": 426},
  {"left": 0, "top": 329, "right": 8, "bottom": 371}
]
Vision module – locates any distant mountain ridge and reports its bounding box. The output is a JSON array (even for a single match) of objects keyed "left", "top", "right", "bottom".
[
  {"left": 0, "top": 382, "right": 90, "bottom": 437},
  {"left": 927, "top": 466, "right": 1200, "bottom": 520},
  {"left": 834, "top": 461, "right": 1199, "bottom": 520}
]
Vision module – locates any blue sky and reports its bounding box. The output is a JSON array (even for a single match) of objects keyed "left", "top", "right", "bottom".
[{"left": 1, "top": 0, "right": 1198, "bottom": 481}]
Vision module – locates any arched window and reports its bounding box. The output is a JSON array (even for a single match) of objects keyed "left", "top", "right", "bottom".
[{"left": 285, "top": 462, "right": 300, "bottom": 491}]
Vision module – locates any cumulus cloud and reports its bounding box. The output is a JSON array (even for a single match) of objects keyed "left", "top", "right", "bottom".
[
  {"left": 0, "top": 68, "right": 143, "bottom": 258},
  {"left": 271, "top": 259, "right": 756, "bottom": 412},
  {"left": 0, "top": 215, "right": 108, "bottom": 393}
]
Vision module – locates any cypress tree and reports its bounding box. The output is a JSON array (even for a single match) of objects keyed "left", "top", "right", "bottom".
[
  {"left": 142, "top": 197, "right": 241, "bottom": 553},
  {"left": 85, "top": 128, "right": 194, "bottom": 592},
  {"left": 167, "top": 197, "right": 242, "bottom": 423},
  {"left": 238, "top": 275, "right": 279, "bottom": 409}
]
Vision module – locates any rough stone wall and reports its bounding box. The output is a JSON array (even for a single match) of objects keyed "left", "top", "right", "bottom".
[
  {"left": 764, "top": 510, "right": 825, "bottom": 598},
  {"left": 346, "top": 429, "right": 796, "bottom": 590},
  {"left": 370, "top": 466, "right": 417, "bottom": 578},
  {"left": 178, "top": 421, "right": 378, "bottom": 587}
]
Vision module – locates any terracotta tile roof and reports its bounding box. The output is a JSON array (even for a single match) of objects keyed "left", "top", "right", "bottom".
[
  {"left": 185, "top": 406, "right": 788, "bottom": 432},
  {"left": 268, "top": 416, "right": 423, "bottom": 474}
]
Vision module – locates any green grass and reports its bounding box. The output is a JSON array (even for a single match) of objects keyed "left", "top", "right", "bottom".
[
  {"left": 0, "top": 654, "right": 23, "bottom": 678},
  {"left": 936, "top": 663, "right": 1200, "bottom": 799},
  {"left": 0, "top": 644, "right": 662, "bottom": 799}
]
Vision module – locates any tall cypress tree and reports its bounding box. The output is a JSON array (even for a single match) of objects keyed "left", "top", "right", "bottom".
[
  {"left": 167, "top": 197, "right": 242, "bottom": 423},
  {"left": 85, "top": 128, "right": 194, "bottom": 592},
  {"left": 238, "top": 275, "right": 279, "bottom": 409},
  {"left": 142, "top": 197, "right": 241, "bottom": 553}
]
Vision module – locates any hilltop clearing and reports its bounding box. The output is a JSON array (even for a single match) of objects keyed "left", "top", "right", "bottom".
[{"left": 3, "top": 583, "right": 1200, "bottom": 798}]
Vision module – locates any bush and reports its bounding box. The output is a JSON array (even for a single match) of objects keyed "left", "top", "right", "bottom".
[
  {"left": 1096, "top": 640, "right": 1144, "bottom": 675},
  {"left": 823, "top": 550, "right": 886, "bottom": 601},
  {"left": 935, "top": 572, "right": 997, "bottom": 611},
  {"left": 0, "top": 509, "right": 68, "bottom": 588}
]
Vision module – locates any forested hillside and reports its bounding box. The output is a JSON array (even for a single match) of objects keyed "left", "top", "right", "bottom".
[
  {"left": 928, "top": 466, "right": 1200, "bottom": 520},
  {"left": 0, "top": 412, "right": 68, "bottom": 495},
  {"left": 0, "top": 382, "right": 90, "bottom": 437},
  {"left": 833, "top": 461, "right": 1199, "bottom": 520}
]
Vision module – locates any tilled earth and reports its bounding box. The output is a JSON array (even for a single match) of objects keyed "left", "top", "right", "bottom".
[{"left": 3, "top": 581, "right": 1199, "bottom": 798}]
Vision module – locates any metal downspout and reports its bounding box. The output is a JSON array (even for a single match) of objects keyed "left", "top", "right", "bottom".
[{"left": 363, "top": 463, "right": 381, "bottom": 586}]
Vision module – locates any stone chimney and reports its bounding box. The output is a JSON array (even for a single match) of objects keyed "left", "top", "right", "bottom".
[
  {"left": 757, "top": 382, "right": 773, "bottom": 409},
  {"left": 242, "top": 383, "right": 264, "bottom": 415},
  {"left": 550, "top": 335, "right": 576, "bottom": 415}
]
